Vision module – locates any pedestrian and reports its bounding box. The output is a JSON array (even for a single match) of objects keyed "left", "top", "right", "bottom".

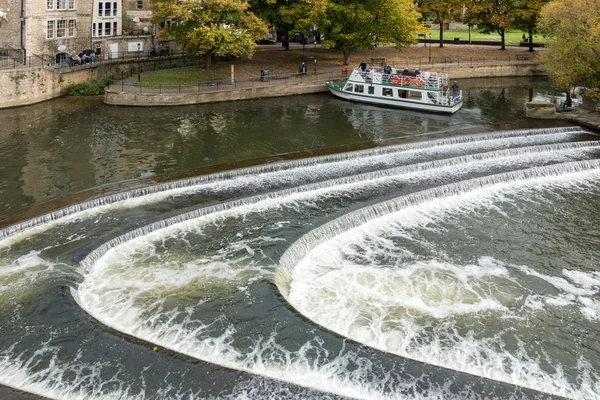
[
  {"left": 90, "top": 52, "right": 95, "bottom": 63},
  {"left": 451, "top": 81, "right": 459, "bottom": 97},
  {"left": 150, "top": 45, "right": 156, "bottom": 57}
]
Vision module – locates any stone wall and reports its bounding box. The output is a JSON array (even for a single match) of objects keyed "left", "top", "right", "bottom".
[
  {"left": 0, "top": 0, "right": 22, "bottom": 50},
  {"left": 0, "top": 67, "right": 60, "bottom": 108},
  {"left": 104, "top": 82, "right": 329, "bottom": 107}
]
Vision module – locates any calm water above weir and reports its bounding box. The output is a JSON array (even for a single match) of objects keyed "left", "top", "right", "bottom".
[{"left": 1, "top": 77, "right": 600, "bottom": 400}]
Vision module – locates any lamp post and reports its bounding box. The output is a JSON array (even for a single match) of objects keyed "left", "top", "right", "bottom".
[
  {"left": 428, "top": 33, "right": 432, "bottom": 64},
  {"left": 137, "top": 42, "right": 141, "bottom": 82},
  {"left": 313, "top": 34, "right": 317, "bottom": 73}
]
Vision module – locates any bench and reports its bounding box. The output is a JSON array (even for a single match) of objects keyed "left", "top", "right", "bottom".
[
  {"left": 515, "top": 54, "right": 529, "bottom": 61},
  {"left": 370, "top": 57, "right": 386, "bottom": 67},
  {"left": 440, "top": 57, "right": 453, "bottom": 63},
  {"left": 271, "top": 72, "right": 291, "bottom": 79},
  {"left": 204, "top": 77, "right": 224, "bottom": 86}
]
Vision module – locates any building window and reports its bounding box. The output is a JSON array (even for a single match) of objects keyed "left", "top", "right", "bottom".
[
  {"left": 47, "top": 0, "right": 53, "bottom": 10},
  {"left": 104, "top": 22, "right": 110, "bottom": 36},
  {"left": 68, "top": 19, "right": 75, "bottom": 36},
  {"left": 112, "top": 21, "right": 117, "bottom": 35},
  {"left": 47, "top": 20, "right": 54, "bottom": 39},
  {"left": 92, "top": 22, "right": 96, "bottom": 36},
  {"left": 104, "top": 2, "right": 111, "bottom": 17},
  {"left": 136, "top": 0, "right": 143, "bottom": 9},
  {"left": 56, "top": 20, "right": 66, "bottom": 37},
  {"left": 98, "top": 3, "right": 102, "bottom": 17},
  {"left": 56, "top": 0, "right": 66, "bottom": 10},
  {"left": 112, "top": 2, "right": 117, "bottom": 16},
  {"left": 68, "top": 0, "right": 75, "bottom": 9}
]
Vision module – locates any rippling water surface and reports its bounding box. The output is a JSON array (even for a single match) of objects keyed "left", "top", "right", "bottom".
[{"left": 0, "top": 78, "right": 598, "bottom": 400}]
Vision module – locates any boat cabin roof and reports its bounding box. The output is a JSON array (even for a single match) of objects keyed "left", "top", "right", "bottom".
[{"left": 348, "top": 66, "right": 450, "bottom": 90}]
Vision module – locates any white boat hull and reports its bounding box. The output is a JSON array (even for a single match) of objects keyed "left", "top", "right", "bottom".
[{"left": 327, "top": 84, "right": 462, "bottom": 114}]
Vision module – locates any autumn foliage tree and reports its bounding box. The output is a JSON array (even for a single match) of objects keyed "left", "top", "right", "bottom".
[
  {"left": 151, "top": 0, "right": 269, "bottom": 70},
  {"left": 470, "top": 0, "right": 513, "bottom": 50},
  {"left": 536, "top": 0, "right": 600, "bottom": 96},
  {"left": 283, "top": 0, "right": 424, "bottom": 65}
]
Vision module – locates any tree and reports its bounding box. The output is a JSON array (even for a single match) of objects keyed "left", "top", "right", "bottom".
[
  {"left": 249, "top": 0, "right": 301, "bottom": 51},
  {"left": 283, "top": 0, "right": 424, "bottom": 65},
  {"left": 537, "top": 0, "right": 600, "bottom": 97},
  {"left": 151, "top": 0, "right": 269, "bottom": 70},
  {"left": 470, "top": 0, "right": 514, "bottom": 50},
  {"left": 511, "top": 0, "right": 551, "bottom": 52},
  {"left": 418, "top": 0, "right": 464, "bottom": 48}
]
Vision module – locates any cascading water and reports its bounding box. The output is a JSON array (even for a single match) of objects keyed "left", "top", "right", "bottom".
[{"left": 1, "top": 126, "right": 599, "bottom": 400}]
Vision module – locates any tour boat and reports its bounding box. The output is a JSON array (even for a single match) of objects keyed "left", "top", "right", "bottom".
[{"left": 326, "top": 66, "right": 463, "bottom": 114}]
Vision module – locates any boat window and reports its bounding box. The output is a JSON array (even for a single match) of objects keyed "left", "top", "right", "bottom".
[
  {"left": 398, "top": 90, "right": 409, "bottom": 99},
  {"left": 354, "top": 85, "right": 364, "bottom": 93},
  {"left": 382, "top": 88, "right": 393, "bottom": 97},
  {"left": 409, "top": 91, "right": 422, "bottom": 99},
  {"left": 344, "top": 83, "right": 353, "bottom": 92},
  {"left": 368, "top": 86, "right": 375, "bottom": 95}
]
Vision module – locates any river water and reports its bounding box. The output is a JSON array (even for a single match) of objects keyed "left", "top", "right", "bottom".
[{"left": 0, "top": 77, "right": 599, "bottom": 400}]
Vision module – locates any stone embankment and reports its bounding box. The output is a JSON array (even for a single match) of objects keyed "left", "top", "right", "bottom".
[{"left": 526, "top": 95, "right": 600, "bottom": 132}]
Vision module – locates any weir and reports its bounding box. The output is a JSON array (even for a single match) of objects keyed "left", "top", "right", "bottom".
[
  {"left": 1, "top": 124, "right": 598, "bottom": 400},
  {"left": 77, "top": 139, "right": 600, "bottom": 270},
  {"left": 0, "top": 126, "right": 587, "bottom": 240},
  {"left": 277, "top": 159, "right": 600, "bottom": 294}
]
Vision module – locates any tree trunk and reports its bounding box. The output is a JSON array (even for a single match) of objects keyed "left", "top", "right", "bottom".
[
  {"left": 439, "top": 21, "right": 444, "bottom": 48},
  {"left": 499, "top": 28, "right": 506, "bottom": 50},
  {"left": 284, "top": 31, "right": 290, "bottom": 51},
  {"left": 468, "top": 25, "right": 472, "bottom": 44},
  {"left": 528, "top": 27, "right": 534, "bottom": 52},
  {"left": 205, "top": 48, "right": 214, "bottom": 70},
  {"left": 343, "top": 52, "right": 350, "bottom": 66}
]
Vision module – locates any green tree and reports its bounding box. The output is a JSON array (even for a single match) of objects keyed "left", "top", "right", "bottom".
[
  {"left": 418, "top": 0, "right": 465, "bottom": 48},
  {"left": 512, "top": 0, "right": 551, "bottom": 52},
  {"left": 283, "top": 0, "right": 424, "bottom": 65},
  {"left": 151, "top": 0, "right": 269, "bottom": 70},
  {"left": 471, "top": 0, "right": 514, "bottom": 50},
  {"left": 537, "top": 0, "right": 600, "bottom": 97},
  {"left": 249, "top": 0, "right": 300, "bottom": 51}
]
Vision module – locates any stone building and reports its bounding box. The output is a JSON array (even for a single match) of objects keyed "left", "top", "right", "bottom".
[
  {"left": 90, "top": 0, "right": 122, "bottom": 57},
  {"left": 0, "top": 0, "right": 92, "bottom": 62}
]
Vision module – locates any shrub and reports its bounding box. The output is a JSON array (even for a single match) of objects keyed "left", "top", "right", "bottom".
[{"left": 64, "top": 75, "right": 112, "bottom": 96}]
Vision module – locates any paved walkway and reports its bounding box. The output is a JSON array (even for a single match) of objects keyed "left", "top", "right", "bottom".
[{"left": 555, "top": 107, "right": 600, "bottom": 132}]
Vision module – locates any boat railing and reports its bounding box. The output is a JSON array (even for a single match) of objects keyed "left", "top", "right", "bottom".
[{"left": 354, "top": 67, "right": 449, "bottom": 90}]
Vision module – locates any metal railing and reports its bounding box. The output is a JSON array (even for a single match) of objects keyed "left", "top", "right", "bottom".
[
  {"left": 108, "top": 71, "right": 338, "bottom": 94},
  {"left": 0, "top": 49, "right": 193, "bottom": 71}
]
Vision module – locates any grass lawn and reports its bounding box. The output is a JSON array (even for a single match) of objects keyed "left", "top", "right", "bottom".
[
  {"left": 137, "top": 66, "right": 222, "bottom": 88},
  {"left": 423, "top": 29, "right": 549, "bottom": 45}
]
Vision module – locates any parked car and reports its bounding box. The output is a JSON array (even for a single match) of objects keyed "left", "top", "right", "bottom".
[{"left": 255, "top": 38, "right": 276, "bottom": 45}]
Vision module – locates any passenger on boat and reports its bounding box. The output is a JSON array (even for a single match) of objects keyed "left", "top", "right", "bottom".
[
  {"left": 452, "top": 81, "right": 459, "bottom": 97},
  {"left": 360, "top": 62, "right": 367, "bottom": 72},
  {"left": 414, "top": 68, "right": 421, "bottom": 76},
  {"left": 402, "top": 68, "right": 410, "bottom": 76}
]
